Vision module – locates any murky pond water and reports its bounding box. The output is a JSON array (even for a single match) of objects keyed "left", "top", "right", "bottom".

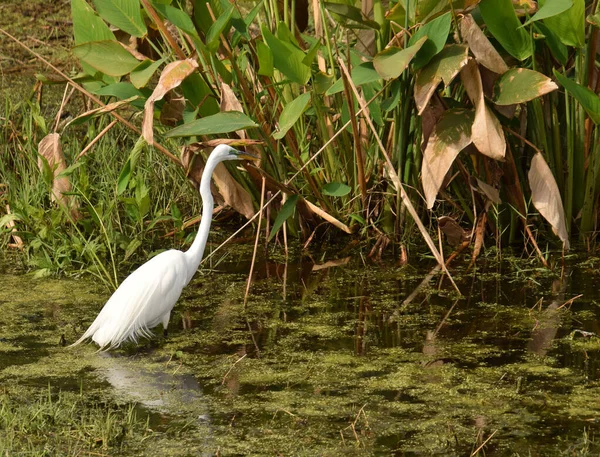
[{"left": 1, "top": 248, "right": 599, "bottom": 455}]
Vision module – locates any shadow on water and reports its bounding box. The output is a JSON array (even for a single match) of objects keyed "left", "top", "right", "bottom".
[{"left": 1, "top": 249, "right": 600, "bottom": 455}]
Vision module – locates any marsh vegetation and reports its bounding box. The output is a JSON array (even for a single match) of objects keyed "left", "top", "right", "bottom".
[{"left": 2, "top": 0, "right": 600, "bottom": 455}]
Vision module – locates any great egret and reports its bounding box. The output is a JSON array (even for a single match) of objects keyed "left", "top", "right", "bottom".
[{"left": 71, "top": 144, "right": 258, "bottom": 350}]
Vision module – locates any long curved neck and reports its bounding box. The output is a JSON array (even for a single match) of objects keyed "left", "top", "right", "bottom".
[{"left": 184, "top": 156, "right": 220, "bottom": 284}]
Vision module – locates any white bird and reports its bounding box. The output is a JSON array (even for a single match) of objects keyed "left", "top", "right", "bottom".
[{"left": 71, "top": 144, "right": 258, "bottom": 350}]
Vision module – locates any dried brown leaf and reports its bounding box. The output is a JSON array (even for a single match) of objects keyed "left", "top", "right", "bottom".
[
  {"left": 160, "top": 94, "right": 185, "bottom": 126},
  {"left": 422, "top": 109, "right": 474, "bottom": 209},
  {"left": 220, "top": 82, "right": 247, "bottom": 138},
  {"left": 4, "top": 204, "right": 23, "bottom": 249},
  {"left": 143, "top": 58, "right": 198, "bottom": 145},
  {"left": 37, "top": 133, "right": 73, "bottom": 208},
  {"left": 303, "top": 199, "right": 353, "bottom": 234},
  {"left": 528, "top": 152, "right": 570, "bottom": 249},
  {"left": 460, "top": 15, "right": 509, "bottom": 75},
  {"left": 420, "top": 93, "right": 446, "bottom": 151},
  {"left": 415, "top": 45, "right": 469, "bottom": 115},
  {"left": 212, "top": 164, "right": 256, "bottom": 220},
  {"left": 461, "top": 59, "right": 506, "bottom": 160},
  {"left": 66, "top": 96, "right": 139, "bottom": 128},
  {"left": 475, "top": 177, "right": 501, "bottom": 204},
  {"left": 438, "top": 216, "right": 469, "bottom": 247}
]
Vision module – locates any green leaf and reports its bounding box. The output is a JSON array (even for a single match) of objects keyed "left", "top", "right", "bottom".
[
  {"left": 94, "top": 82, "right": 148, "bottom": 108},
  {"left": 117, "top": 159, "right": 132, "bottom": 196},
  {"left": 493, "top": 68, "right": 558, "bottom": 105},
  {"left": 0, "top": 213, "right": 20, "bottom": 228},
  {"left": 72, "top": 0, "right": 115, "bottom": 44},
  {"left": 588, "top": 11, "right": 600, "bottom": 28},
  {"left": 326, "top": 62, "right": 381, "bottom": 95},
  {"left": 322, "top": 182, "right": 351, "bottom": 197},
  {"left": 314, "top": 72, "right": 334, "bottom": 94},
  {"left": 373, "top": 36, "right": 427, "bottom": 79},
  {"left": 534, "top": 22, "right": 568, "bottom": 65},
  {"left": 152, "top": 1, "right": 198, "bottom": 35},
  {"left": 257, "top": 41, "right": 274, "bottom": 77},
  {"left": 73, "top": 41, "right": 141, "bottom": 77},
  {"left": 262, "top": 24, "right": 311, "bottom": 85},
  {"left": 553, "top": 70, "right": 600, "bottom": 124},
  {"left": 479, "top": 0, "right": 532, "bottom": 60},
  {"left": 181, "top": 73, "right": 220, "bottom": 117},
  {"left": 206, "top": 4, "right": 234, "bottom": 51},
  {"left": 522, "top": 0, "right": 572, "bottom": 26},
  {"left": 117, "top": 136, "right": 146, "bottom": 195},
  {"left": 165, "top": 111, "right": 258, "bottom": 137},
  {"left": 273, "top": 93, "right": 311, "bottom": 140},
  {"left": 130, "top": 58, "right": 166, "bottom": 89},
  {"left": 323, "top": 2, "right": 380, "bottom": 30},
  {"left": 541, "top": 0, "right": 585, "bottom": 47},
  {"left": 92, "top": 0, "right": 146, "bottom": 37},
  {"left": 268, "top": 195, "right": 299, "bottom": 241},
  {"left": 409, "top": 12, "right": 451, "bottom": 71}
]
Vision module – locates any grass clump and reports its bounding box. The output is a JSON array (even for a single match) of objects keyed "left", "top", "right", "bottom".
[{"left": 0, "top": 385, "right": 148, "bottom": 456}]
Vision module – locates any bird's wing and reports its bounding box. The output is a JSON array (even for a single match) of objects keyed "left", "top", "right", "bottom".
[{"left": 72, "top": 250, "right": 186, "bottom": 350}]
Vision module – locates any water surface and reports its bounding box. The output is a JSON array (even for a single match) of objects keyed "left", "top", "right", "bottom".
[{"left": 1, "top": 249, "right": 599, "bottom": 455}]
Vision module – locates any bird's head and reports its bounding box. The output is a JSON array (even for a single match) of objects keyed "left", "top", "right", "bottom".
[{"left": 211, "top": 144, "right": 260, "bottom": 162}]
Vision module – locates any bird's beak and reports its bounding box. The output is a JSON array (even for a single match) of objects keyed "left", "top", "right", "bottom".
[{"left": 235, "top": 150, "right": 260, "bottom": 161}]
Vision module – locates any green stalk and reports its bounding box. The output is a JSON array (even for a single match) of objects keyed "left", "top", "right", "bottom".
[
  {"left": 580, "top": 130, "right": 600, "bottom": 238},
  {"left": 564, "top": 74, "right": 573, "bottom": 236}
]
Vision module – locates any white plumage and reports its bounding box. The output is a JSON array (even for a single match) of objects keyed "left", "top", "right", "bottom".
[{"left": 71, "top": 145, "right": 257, "bottom": 350}]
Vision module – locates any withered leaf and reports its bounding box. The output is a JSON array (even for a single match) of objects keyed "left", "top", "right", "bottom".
[
  {"left": 143, "top": 58, "right": 198, "bottom": 145},
  {"left": 422, "top": 109, "right": 474, "bottom": 209},
  {"left": 528, "top": 152, "right": 570, "bottom": 249},
  {"left": 461, "top": 59, "right": 506, "bottom": 160}
]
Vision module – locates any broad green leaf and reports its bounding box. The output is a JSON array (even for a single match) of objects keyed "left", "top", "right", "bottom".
[
  {"left": 373, "top": 36, "right": 427, "bottom": 80},
  {"left": 323, "top": 2, "right": 380, "bottom": 30},
  {"left": 181, "top": 73, "right": 220, "bottom": 117},
  {"left": 165, "top": 111, "right": 258, "bottom": 137},
  {"left": 542, "top": 0, "right": 585, "bottom": 47},
  {"left": 522, "top": 0, "right": 572, "bottom": 26},
  {"left": 302, "top": 40, "right": 320, "bottom": 67},
  {"left": 553, "top": 70, "right": 600, "bottom": 124},
  {"left": 92, "top": 0, "right": 146, "bottom": 37},
  {"left": 534, "top": 22, "right": 568, "bottom": 65},
  {"left": 206, "top": 4, "right": 234, "bottom": 51},
  {"left": 409, "top": 12, "right": 451, "bottom": 71},
  {"left": 362, "top": 83, "right": 383, "bottom": 126},
  {"left": 130, "top": 58, "right": 166, "bottom": 89},
  {"left": 422, "top": 109, "right": 474, "bottom": 209},
  {"left": 273, "top": 92, "right": 312, "bottom": 140},
  {"left": 72, "top": 0, "right": 115, "bottom": 44},
  {"left": 326, "top": 62, "right": 381, "bottom": 95},
  {"left": 268, "top": 195, "right": 299, "bottom": 241},
  {"left": 479, "top": 0, "right": 532, "bottom": 60},
  {"left": 386, "top": 2, "right": 407, "bottom": 26},
  {"left": 152, "top": 1, "right": 198, "bottom": 35},
  {"left": 414, "top": 45, "right": 469, "bottom": 114},
  {"left": 73, "top": 41, "right": 141, "bottom": 76},
  {"left": 322, "top": 182, "right": 352, "bottom": 197},
  {"left": 257, "top": 41, "right": 274, "bottom": 77},
  {"left": 262, "top": 24, "right": 310, "bottom": 85},
  {"left": 94, "top": 82, "right": 148, "bottom": 107},
  {"left": 314, "top": 72, "right": 334, "bottom": 94},
  {"left": 493, "top": 68, "right": 558, "bottom": 105}
]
